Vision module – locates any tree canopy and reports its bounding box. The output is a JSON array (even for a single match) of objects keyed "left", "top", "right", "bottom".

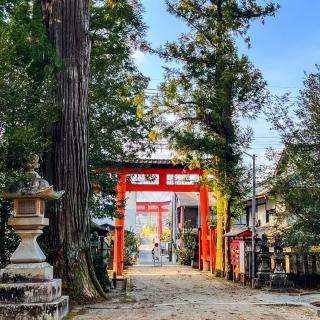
[
  {"left": 153, "top": 0, "right": 278, "bottom": 275},
  {"left": 0, "top": 0, "right": 56, "bottom": 267},
  {"left": 266, "top": 66, "right": 320, "bottom": 250},
  {"left": 89, "top": 0, "right": 155, "bottom": 219}
]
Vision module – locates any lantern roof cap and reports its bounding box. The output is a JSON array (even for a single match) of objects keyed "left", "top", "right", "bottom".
[{"left": 1, "top": 155, "right": 64, "bottom": 200}]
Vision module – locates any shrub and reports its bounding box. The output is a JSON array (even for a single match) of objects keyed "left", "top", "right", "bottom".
[{"left": 175, "top": 221, "right": 197, "bottom": 265}]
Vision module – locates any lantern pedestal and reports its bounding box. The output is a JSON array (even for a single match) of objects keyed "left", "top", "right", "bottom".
[
  {"left": 0, "top": 262, "right": 53, "bottom": 282},
  {"left": 0, "top": 212, "right": 69, "bottom": 320},
  {"left": 0, "top": 156, "right": 68, "bottom": 320},
  {"left": 7, "top": 216, "right": 48, "bottom": 264}
]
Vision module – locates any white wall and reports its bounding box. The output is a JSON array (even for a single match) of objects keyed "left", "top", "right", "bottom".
[
  {"left": 257, "top": 204, "right": 267, "bottom": 226},
  {"left": 94, "top": 191, "right": 137, "bottom": 232},
  {"left": 125, "top": 192, "right": 137, "bottom": 232}
]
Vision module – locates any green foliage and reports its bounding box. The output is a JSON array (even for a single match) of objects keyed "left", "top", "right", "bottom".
[
  {"left": 266, "top": 66, "right": 320, "bottom": 249},
  {"left": 209, "top": 215, "right": 217, "bottom": 227},
  {"left": 0, "top": 200, "right": 19, "bottom": 268},
  {"left": 0, "top": 1, "right": 56, "bottom": 178},
  {"left": 175, "top": 220, "right": 196, "bottom": 265},
  {"left": 154, "top": 0, "right": 278, "bottom": 205},
  {"left": 0, "top": 1, "right": 56, "bottom": 267},
  {"left": 142, "top": 225, "right": 157, "bottom": 237},
  {"left": 88, "top": 0, "right": 155, "bottom": 220},
  {"left": 92, "top": 253, "right": 110, "bottom": 291},
  {"left": 124, "top": 229, "right": 140, "bottom": 266},
  {"left": 160, "top": 228, "right": 171, "bottom": 241}
]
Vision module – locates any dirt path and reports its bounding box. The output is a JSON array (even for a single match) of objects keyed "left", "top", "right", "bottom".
[{"left": 72, "top": 265, "right": 320, "bottom": 320}]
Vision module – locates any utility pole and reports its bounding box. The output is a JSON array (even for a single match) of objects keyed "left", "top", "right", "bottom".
[
  {"left": 171, "top": 191, "right": 177, "bottom": 264},
  {"left": 251, "top": 154, "right": 256, "bottom": 288},
  {"left": 244, "top": 152, "right": 256, "bottom": 288}
]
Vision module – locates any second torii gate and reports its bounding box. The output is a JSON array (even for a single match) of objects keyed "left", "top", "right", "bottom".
[
  {"left": 100, "top": 159, "right": 211, "bottom": 275},
  {"left": 136, "top": 201, "right": 170, "bottom": 238}
]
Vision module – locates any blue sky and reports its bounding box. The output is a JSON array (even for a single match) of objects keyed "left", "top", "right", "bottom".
[{"left": 134, "top": 0, "right": 320, "bottom": 163}]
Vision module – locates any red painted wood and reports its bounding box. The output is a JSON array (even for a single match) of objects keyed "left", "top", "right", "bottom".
[
  {"left": 136, "top": 201, "right": 170, "bottom": 213},
  {"left": 209, "top": 227, "right": 216, "bottom": 274},
  {"left": 200, "top": 185, "right": 210, "bottom": 270},
  {"left": 105, "top": 163, "right": 211, "bottom": 275},
  {"left": 136, "top": 201, "right": 171, "bottom": 206},
  {"left": 135, "top": 202, "right": 169, "bottom": 237},
  {"left": 113, "top": 174, "right": 126, "bottom": 275},
  {"left": 198, "top": 228, "right": 202, "bottom": 270},
  {"left": 136, "top": 208, "right": 169, "bottom": 213},
  {"left": 157, "top": 207, "right": 163, "bottom": 237},
  {"left": 126, "top": 181, "right": 200, "bottom": 192}
]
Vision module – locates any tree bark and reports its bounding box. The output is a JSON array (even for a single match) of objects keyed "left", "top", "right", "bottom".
[
  {"left": 214, "top": 188, "right": 224, "bottom": 276},
  {"left": 40, "top": 0, "right": 104, "bottom": 301},
  {"left": 223, "top": 197, "right": 231, "bottom": 279}
]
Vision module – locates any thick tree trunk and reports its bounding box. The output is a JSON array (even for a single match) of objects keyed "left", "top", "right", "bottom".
[
  {"left": 223, "top": 197, "right": 231, "bottom": 279},
  {"left": 214, "top": 188, "right": 224, "bottom": 276},
  {"left": 214, "top": 181, "right": 231, "bottom": 278},
  {"left": 40, "top": 0, "right": 104, "bottom": 301}
]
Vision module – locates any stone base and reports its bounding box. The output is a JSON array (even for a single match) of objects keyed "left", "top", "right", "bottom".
[
  {"left": 253, "top": 272, "right": 271, "bottom": 288},
  {"left": 0, "top": 263, "right": 53, "bottom": 283},
  {"left": 0, "top": 279, "right": 62, "bottom": 304},
  {"left": 269, "top": 273, "right": 294, "bottom": 290},
  {"left": 0, "top": 296, "right": 68, "bottom": 320}
]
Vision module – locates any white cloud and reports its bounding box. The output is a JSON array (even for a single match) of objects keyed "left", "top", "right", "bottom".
[{"left": 131, "top": 50, "right": 145, "bottom": 64}]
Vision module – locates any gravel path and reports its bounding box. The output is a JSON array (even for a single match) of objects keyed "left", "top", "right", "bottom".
[{"left": 72, "top": 265, "right": 320, "bottom": 320}]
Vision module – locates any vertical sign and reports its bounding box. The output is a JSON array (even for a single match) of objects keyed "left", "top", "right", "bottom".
[{"left": 239, "top": 241, "right": 245, "bottom": 274}]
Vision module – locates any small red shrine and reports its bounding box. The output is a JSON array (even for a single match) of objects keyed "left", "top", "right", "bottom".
[{"left": 224, "top": 227, "right": 252, "bottom": 285}]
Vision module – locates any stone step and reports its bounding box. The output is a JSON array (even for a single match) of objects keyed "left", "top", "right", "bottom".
[
  {"left": 0, "top": 262, "right": 53, "bottom": 282},
  {"left": 0, "top": 295, "right": 69, "bottom": 320},
  {"left": 0, "top": 279, "right": 62, "bottom": 304}
]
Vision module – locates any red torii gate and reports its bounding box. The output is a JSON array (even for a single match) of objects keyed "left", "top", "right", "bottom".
[
  {"left": 136, "top": 201, "right": 170, "bottom": 238},
  {"left": 100, "top": 159, "right": 211, "bottom": 275}
]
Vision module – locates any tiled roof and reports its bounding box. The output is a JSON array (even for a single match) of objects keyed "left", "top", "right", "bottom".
[
  {"left": 176, "top": 192, "right": 215, "bottom": 207},
  {"left": 224, "top": 226, "right": 251, "bottom": 237},
  {"left": 103, "top": 158, "right": 187, "bottom": 168}
]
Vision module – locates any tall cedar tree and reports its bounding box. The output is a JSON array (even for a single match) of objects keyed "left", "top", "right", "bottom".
[
  {"left": 0, "top": 0, "right": 153, "bottom": 298},
  {"left": 156, "top": 0, "right": 278, "bottom": 275},
  {"left": 40, "top": 0, "right": 153, "bottom": 299},
  {"left": 266, "top": 67, "right": 320, "bottom": 249},
  {"left": 39, "top": 0, "right": 106, "bottom": 300}
]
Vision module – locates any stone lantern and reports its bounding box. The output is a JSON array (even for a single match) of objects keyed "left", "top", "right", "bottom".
[
  {"left": 269, "top": 233, "right": 293, "bottom": 290},
  {"left": 254, "top": 233, "right": 272, "bottom": 288},
  {"left": 0, "top": 155, "right": 69, "bottom": 320}
]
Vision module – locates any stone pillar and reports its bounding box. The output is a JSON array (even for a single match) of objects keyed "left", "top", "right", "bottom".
[{"left": 0, "top": 156, "right": 68, "bottom": 320}]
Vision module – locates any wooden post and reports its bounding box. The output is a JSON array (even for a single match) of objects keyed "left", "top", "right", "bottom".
[
  {"left": 113, "top": 174, "right": 126, "bottom": 275},
  {"left": 200, "top": 185, "right": 209, "bottom": 271},
  {"left": 198, "top": 227, "right": 202, "bottom": 270},
  {"left": 209, "top": 227, "right": 216, "bottom": 274},
  {"left": 158, "top": 206, "right": 163, "bottom": 239},
  {"left": 181, "top": 206, "right": 185, "bottom": 228}
]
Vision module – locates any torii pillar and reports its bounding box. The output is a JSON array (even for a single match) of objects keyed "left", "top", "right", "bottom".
[
  {"left": 200, "top": 184, "right": 210, "bottom": 271},
  {"left": 113, "top": 174, "right": 126, "bottom": 275},
  {"left": 157, "top": 206, "right": 163, "bottom": 238}
]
